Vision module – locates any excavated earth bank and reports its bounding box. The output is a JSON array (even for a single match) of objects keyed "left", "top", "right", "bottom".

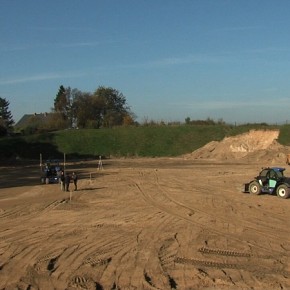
[{"left": 186, "top": 129, "right": 289, "bottom": 164}]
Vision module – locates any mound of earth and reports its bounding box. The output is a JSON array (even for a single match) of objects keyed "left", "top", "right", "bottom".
[{"left": 187, "top": 130, "right": 290, "bottom": 164}]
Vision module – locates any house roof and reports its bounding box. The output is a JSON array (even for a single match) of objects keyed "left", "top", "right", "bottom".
[{"left": 15, "top": 113, "right": 52, "bottom": 128}]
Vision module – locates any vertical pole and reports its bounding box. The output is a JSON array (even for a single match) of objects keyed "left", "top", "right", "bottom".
[
  {"left": 40, "top": 153, "right": 43, "bottom": 172},
  {"left": 64, "top": 153, "right": 66, "bottom": 171}
]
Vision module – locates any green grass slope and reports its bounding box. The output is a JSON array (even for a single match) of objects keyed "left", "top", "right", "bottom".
[{"left": 0, "top": 124, "right": 288, "bottom": 162}]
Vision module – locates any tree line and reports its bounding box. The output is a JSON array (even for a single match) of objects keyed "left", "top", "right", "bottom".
[
  {"left": 0, "top": 86, "right": 136, "bottom": 136},
  {"left": 1, "top": 85, "right": 276, "bottom": 137},
  {"left": 53, "top": 85, "right": 135, "bottom": 129}
]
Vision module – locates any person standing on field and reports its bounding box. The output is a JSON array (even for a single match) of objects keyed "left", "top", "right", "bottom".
[
  {"left": 72, "top": 172, "right": 78, "bottom": 191},
  {"left": 60, "top": 170, "right": 65, "bottom": 191},
  {"left": 65, "top": 172, "right": 71, "bottom": 192}
]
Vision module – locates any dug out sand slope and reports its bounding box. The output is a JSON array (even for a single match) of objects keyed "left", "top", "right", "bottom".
[
  {"left": 1, "top": 130, "right": 290, "bottom": 289},
  {"left": 187, "top": 129, "right": 289, "bottom": 164}
]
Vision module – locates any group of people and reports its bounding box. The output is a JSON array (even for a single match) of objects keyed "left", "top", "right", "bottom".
[{"left": 59, "top": 171, "right": 78, "bottom": 192}]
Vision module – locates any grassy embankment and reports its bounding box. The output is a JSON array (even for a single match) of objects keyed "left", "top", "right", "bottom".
[{"left": 0, "top": 124, "right": 289, "bottom": 162}]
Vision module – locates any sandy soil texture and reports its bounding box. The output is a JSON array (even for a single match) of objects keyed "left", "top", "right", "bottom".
[{"left": 1, "top": 130, "right": 290, "bottom": 290}]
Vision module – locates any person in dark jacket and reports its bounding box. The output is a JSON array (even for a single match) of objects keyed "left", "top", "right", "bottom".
[
  {"left": 65, "top": 173, "right": 71, "bottom": 192},
  {"left": 72, "top": 172, "right": 78, "bottom": 191}
]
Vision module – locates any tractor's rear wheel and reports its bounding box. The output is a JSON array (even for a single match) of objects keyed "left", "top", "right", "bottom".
[
  {"left": 249, "top": 181, "right": 262, "bottom": 195},
  {"left": 276, "top": 184, "right": 290, "bottom": 199}
]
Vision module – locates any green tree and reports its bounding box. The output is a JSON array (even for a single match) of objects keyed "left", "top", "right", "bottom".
[
  {"left": 93, "top": 86, "right": 132, "bottom": 127},
  {"left": 54, "top": 85, "right": 67, "bottom": 113},
  {"left": 53, "top": 85, "right": 74, "bottom": 127},
  {"left": 53, "top": 86, "right": 135, "bottom": 129},
  {"left": 0, "top": 97, "right": 14, "bottom": 136},
  {"left": 73, "top": 92, "right": 94, "bottom": 128}
]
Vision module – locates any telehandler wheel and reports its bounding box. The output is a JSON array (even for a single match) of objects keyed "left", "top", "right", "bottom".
[
  {"left": 249, "top": 181, "right": 262, "bottom": 195},
  {"left": 276, "top": 184, "right": 290, "bottom": 199}
]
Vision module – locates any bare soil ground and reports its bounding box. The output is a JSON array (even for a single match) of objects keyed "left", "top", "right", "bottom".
[{"left": 1, "top": 130, "right": 290, "bottom": 290}]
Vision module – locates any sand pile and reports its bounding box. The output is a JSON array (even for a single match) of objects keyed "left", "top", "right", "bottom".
[{"left": 187, "top": 130, "right": 290, "bottom": 164}]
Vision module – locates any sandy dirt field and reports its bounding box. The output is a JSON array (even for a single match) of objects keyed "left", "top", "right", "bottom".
[{"left": 1, "top": 130, "right": 290, "bottom": 290}]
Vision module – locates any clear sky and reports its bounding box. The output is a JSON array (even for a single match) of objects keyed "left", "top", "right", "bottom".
[{"left": 1, "top": 0, "right": 290, "bottom": 124}]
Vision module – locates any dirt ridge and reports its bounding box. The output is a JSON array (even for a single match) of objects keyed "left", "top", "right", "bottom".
[{"left": 186, "top": 129, "right": 290, "bottom": 164}]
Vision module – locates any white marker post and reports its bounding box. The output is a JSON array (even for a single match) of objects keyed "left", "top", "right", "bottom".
[{"left": 98, "top": 155, "right": 103, "bottom": 170}]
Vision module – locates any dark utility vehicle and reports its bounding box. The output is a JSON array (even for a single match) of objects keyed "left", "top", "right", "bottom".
[
  {"left": 40, "top": 159, "right": 62, "bottom": 184},
  {"left": 244, "top": 167, "right": 290, "bottom": 199}
]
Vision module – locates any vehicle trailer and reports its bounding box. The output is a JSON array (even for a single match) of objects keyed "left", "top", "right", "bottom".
[{"left": 244, "top": 167, "right": 290, "bottom": 199}]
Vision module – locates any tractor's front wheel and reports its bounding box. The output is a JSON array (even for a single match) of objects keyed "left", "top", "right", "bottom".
[
  {"left": 249, "top": 181, "right": 262, "bottom": 195},
  {"left": 276, "top": 184, "right": 290, "bottom": 199}
]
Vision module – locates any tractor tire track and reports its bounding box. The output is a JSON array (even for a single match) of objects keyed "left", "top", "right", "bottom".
[
  {"left": 142, "top": 170, "right": 290, "bottom": 255},
  {"left": 1, "top": 160, "right": 290, "bottom": 289},
  {"left": 132, "top": 169, "right": 290, "bottom": 278}
]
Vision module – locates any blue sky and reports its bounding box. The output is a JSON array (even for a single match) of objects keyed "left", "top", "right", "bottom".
[{"left": 1, "top": 0, "right": 290, "bottom": 124}]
